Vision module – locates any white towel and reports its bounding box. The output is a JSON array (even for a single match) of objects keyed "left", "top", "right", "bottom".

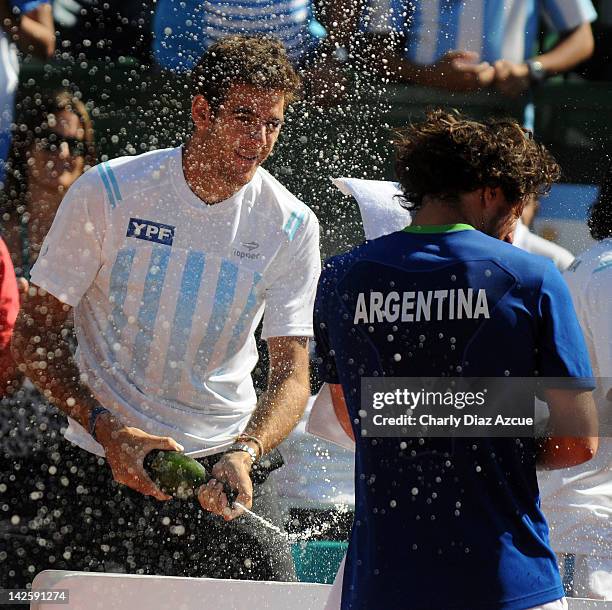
[
  {"left": 306, "top": 385, "right": 355, "bottom": 451},
  {"left": 331, "top": 177, "right": 411, "bottom": 240}
]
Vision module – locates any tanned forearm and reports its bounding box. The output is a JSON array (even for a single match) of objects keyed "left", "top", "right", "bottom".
[
  {"left": 11, "top": 288, "right": 99, "bottom": 429},
  {"left": 537, "top": 388, "right": 598, "bottom": 470},
  {"left": 241, "top": 336, "right": 310, "bottom": 455},
  {"left": 535, "top": 22, "right": 594, "bottom": 75}
]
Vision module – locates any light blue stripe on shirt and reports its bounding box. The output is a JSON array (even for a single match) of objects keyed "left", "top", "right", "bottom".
[
  {"left": 162, "top": 251, "right": 206, "bottom": 397},
  {"left": 97, "top": 164, "right": 117, "bottom": 208},
  {"left": 108, "top": 248, "right": 137, "bottom": 336},
  {"left": 103, "top": 162, "right": 122, "bottom": 205},
  {"left": 191, "top": 260, "right": 239, "bottom": 380},
  {"left": 435, "top": 0, "right": 461, "bottom": 61},
  {"left": 131, "top": 246, "right": 172, "bottom": 381},
  {"left": 524, "top": 0, "right": 539, "bottom": 60},
  {"left": 482, "top": 0, "right": 506, "bottom": 65},
  {"left": 224, "top": 271, "right": 263, "bottom": 360},
  {"left": 283, "top": 211, "right": 305, "bottom": 241}
]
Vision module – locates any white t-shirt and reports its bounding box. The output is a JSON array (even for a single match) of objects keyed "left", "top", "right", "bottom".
[
  {"left": 513, "top": 221, "right": 575, "bottom": 271},
  {"left": 538, "top": 238, "right": 612, "bottom": 557},
  {"left": 30, "top": 146, "right": 321, "bottom": 455}
]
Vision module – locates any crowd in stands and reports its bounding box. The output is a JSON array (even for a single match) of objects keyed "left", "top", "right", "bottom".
[{"left": 0, "top": 0, "right": 611, "bottom": 600}]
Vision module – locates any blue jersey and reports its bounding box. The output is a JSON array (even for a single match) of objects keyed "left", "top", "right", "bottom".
[
  {"left": 152, "top": 0, "right": 323, "bottom": 72},
  {"left": 314, "top": 224, "right": 594, "bottom": 610}
]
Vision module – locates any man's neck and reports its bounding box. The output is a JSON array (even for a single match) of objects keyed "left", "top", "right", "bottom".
[
  {"left": 181, "top": 139, "right": 248, "bottom": 205},
  {"left": 412, "top": 199, "right": 474, "bottom": 227}
]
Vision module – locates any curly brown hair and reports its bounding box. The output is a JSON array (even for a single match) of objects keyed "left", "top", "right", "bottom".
[
  {"left": 394, "top": 109, "right": 561, "bottom": 211},
  {"left": 190, "top": 35, "right": 301, "bottom": 112}
]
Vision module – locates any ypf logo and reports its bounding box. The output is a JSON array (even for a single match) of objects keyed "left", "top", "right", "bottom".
[{"left": 127, "top": 218, "right": 175, "bottom": 246}]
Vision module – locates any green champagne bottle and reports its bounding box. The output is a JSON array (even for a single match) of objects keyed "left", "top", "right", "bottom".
[{"left": 144, "top": 450, "right": 210, "bottom": 500}]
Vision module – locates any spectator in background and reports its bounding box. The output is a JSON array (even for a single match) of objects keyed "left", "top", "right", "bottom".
[
  {"left": 151, "top": 1, "right": 357, "bottom": 103},
  {"left": 1, "top": 90, "right": 95, "bottom": 279},
  {"left": 53, "top": 0, "right": 155, "bottom": 64},
  {"left": 364, "top": 0, "right": 596, "bottom": 96},
  {"left": 152, "top": 0, "right": 324, "bottom": 72},
  {"left": 513, "top": 196, "right": 575, "bottom": 271},
  {"left": 539, "top": 162, "right": 612, "bottom": 601},
  {"left": 0, "top": 90, "right": 94, "bottom": 591},
  {"left": 0, "top": 0, "right": 54, "bottom": 188}
]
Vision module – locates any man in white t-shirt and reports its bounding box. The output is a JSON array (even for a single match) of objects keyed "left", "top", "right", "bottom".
[
  {"left": 11, "top": 35, "right": 320, "bottom": 580},
  {"left": 539, "top": 168, "right": 612, "bottom": 600},
  {"left": 513, "top": 197, "right": 575, "bottom": 272}
]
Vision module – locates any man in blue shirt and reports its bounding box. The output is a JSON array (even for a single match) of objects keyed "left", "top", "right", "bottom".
[{"left": 314, "top": 110, "right": 599, "bottom": 610}]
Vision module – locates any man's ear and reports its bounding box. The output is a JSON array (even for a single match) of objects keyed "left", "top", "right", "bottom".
[
  {"left": 482, "top": 186, "right": 501, "bottom": 209},
  {"left": 192, "top": 95, "right": 213, "bottom": 131}
]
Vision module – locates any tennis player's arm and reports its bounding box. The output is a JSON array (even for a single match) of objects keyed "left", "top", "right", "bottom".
[
  {"left": 537, "top": 387, "right": 598, "bottom": 469},
  {"left": 11, "top": 287, "right": 100, "bottom": 427},
  {"left": 12, "top": 286, "right": 180, "bottom": 500},
  {"left": 241, "top": 335, "right": 311, "bottom": 454},
  {"left": 330, "top": 383, "right": 355, "bottom": 442}
]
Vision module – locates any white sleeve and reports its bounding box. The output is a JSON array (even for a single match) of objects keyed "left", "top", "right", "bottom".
[
  {"left": 29, "top": 167, "right": 106, "bottom": 307},
  {"left": 584, "top": 271, "right": 612, "bottom": 393},
  {"left": 261, "top": 212, "right": 321, "bottom": 339},
  {"left": 541, "top": 0, "right": 597, "bottom": 32}
]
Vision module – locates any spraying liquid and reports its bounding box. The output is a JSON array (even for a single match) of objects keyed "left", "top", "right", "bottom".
[{"left": 144, "top": 449, "right": 294, "bottom": 540}]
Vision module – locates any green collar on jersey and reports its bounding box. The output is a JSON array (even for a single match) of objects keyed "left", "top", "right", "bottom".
[{"left": 403, "top": 223, "right": 476, "bottom": 234}]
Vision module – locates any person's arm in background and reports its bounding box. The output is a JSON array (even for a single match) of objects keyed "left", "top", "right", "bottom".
[
  {"left": 330, "top": 383, "right": 355, "bottom": 441},
  {"left": 0, "top": 237, "right": 21, "bottom": 395},
  {"left": 535, "top": 263, "right": 599, "bottom": 468},
  {"left": 494, "top": 0, "right": 596, "bottom": 96},
  {"left": 369, "top": 36, "right": 496, "bottom": 91},
  {"left": 537, "top": 387, "right": 598, "bottom": 468},
  {"left": 0, "top": 0, "right": 55, "bottom": 59}
]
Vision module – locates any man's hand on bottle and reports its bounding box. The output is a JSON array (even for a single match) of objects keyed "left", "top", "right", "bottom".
[
  {"left": 95, "top": 413, "right": 183, "bottom": 501},
  {"left": 198, "top": 451, "right": 254, "bottom": 521}
]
